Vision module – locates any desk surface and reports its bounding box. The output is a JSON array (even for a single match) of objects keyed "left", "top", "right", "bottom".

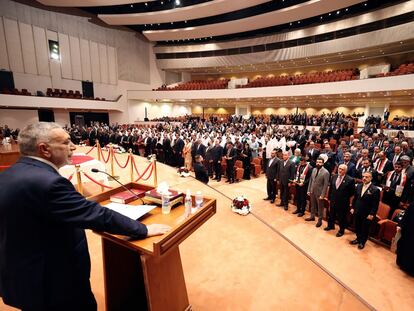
[{"left": 88, "top": 183, "right": 216, "bottom": 257}]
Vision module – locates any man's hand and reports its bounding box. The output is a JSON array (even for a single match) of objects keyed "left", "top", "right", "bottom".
[
  {"left": 350, "top": 208, "right": 354, "bottom": 214},
  {"left": 307, "top": 192, "right": 311, "bottom": 196},
  {"left": 367, "top": 215, "right": 374, "bottom": 221},
  {"left": 146, "top": 224, "right": 171, "bottom": 237}
]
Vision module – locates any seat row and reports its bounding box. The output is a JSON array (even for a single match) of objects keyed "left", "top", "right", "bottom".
[{"left": 376, "top": 62, "right": 414, "bottom": 77}]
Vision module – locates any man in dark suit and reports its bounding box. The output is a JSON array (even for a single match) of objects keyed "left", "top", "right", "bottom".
[
  {"left": 350, "top": 171, "right": 380, "bottom": 249},
  {"left": 306, "top": 141, "right": 320, "bottom": 167},
  {"left": 373, "top": 151, "right": 393, "bottom": 185},
  {"left": 225, "top": 141, "right": 237, "bottom": 184},
  {"left": 355, "top": 158, "right": 377, "bottom": 185},
  {"left": 173, "top": 135, "right": 185, "bottom": 168},
  {"left": 325, "top": 164, "right": 355, "bottom": 237},
  {"left": 0, "top": 122, "right": 170, "bottom": 311},
  {"left": 194, "top": 155, "right": 209, "bottom": 184},
  {"left": 292, "top": 157, "right": 312, "bottom": 217},
  {"left": 264, "top": 149, "right": 280, "bottom": 204},
  {"left": 277, "top": 151, "right": 295, "bottom": 210},
  {"left": 341, "top": 152, "right": 356, "bottom": 178},
  {"left": 211, "top": 139, "right": 224, "bottom": 181}
]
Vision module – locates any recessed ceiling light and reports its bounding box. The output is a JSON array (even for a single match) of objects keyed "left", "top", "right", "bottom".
[
  {"left": 337, "top": 11, "right": 340, "bottom": 14},
  {"left": 130, "top": 4, "right": 133, "bottom": 8}
]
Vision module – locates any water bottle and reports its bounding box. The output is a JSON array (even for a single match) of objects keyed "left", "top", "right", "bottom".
[
  {"left": 184, "top": 190, "right": 192, "bottom": 218},
  {"left": 161, "top": 193, "right": 171, "bottom": 214}
]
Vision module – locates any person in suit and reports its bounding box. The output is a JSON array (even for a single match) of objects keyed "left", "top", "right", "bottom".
[
  {"left": 211, "top": 139, "right": 223, "bottom": 181},
  {"left": 355, "top": 158, "right": 377, "bottom": 185},
  {"left": 307, "top": 157, "right": 330, "bottom": 227},
  {"left": 225, "top": 141, "right": 237, "bottom": 184},
  {"left": 277, "top": 151, "right": 295, "bottom": 210},
  {"left": 397, "top": 202, "right": 414, "bottom": 276},
  {"left": 373, "top": 151, "right": 393, "bottom": 185},
  {"left": 350, "top": 171, "right": 380, "bottom": 249},
  {"left": 292, "top": 157, "right": 313, "bottom": 217},
  {"left": 325, "top": 164, "right": 355, "bottom": 237},
  {"left": 306, "top": 141, "right": 320, "bottom": 167},
  {"left": 194, "top": 155, "right": 209, "bottom": 184},
  {"left": 0, "top": 122, "right": 170, "bottom": 311},
  {"left": 341, "top": 152, "right": 356, "bottom": 178},
  {"left": 173, "top": 135, "right": 185, "bottom": 168},
  {"left": 382, "top": 161, "right": 408, "bottom": 218},
  {"left": 264, "top": 149, "right": 280, "bottom": 204}
]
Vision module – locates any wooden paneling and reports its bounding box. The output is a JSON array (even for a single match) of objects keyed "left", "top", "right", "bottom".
[
  {"left": 90, "top": 41, "right": 101, "bottom": 83},
  {"left": 69, "top": 35, "right": 82, "bottom": 81},
  {"left": 19, "top": 22, "right": 37, "bottom": 75},
  {"left": 0, "top": 18, "right": 10, "bottom": 70},
  {"left": 33, "top": 26, "right": 50, "bottom": 76},
  {"left": 3, "top": 18, "right": 24, "bottom": 73},
  {"left": 80, "top": 38, "right": 92, "bottom": 81},
  {"left": 58, "top": 33, "right": 72, "bottom": 79}
]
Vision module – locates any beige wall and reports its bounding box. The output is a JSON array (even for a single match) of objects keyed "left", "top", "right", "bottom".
[
  {"left": 251, "top": 106, "right": 365, "bottom": 115},
  {"left": 389, "top": 106, "right": 414, "bottom": 119},
  {"left": 192, "top": 106, "right": 235, "bottom": 115}
]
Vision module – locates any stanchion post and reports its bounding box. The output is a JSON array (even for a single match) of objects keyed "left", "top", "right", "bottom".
[
  {"left": 129, "top": 149, "right": 133, "bottom": 182},
  {"left": 96, "top": 139, "right": 101, "bottom": 162},
  {"left": 75, "top": 164, "right": 83, "bottom": 195},
  {"left": 153, "top": 154, "right": 158, "bottom": 187},
  {"left": 110, "top": 145, "right": 115, "bottom": 177}
]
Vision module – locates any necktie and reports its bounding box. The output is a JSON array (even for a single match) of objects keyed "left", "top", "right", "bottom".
[
  {"left": 336, "top": 176, "right": 342, "bottom": 189},
  {"left": 315, "top": 168, "right": 320, "bottom": 178}
]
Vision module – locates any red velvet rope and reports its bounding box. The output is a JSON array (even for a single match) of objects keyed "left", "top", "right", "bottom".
[
  {"left": 85, "top": 145, "right": 95, "bottom": 155},
  {"left": 0, "top": 165, "right": 10, "bottom": 168},
  {"left": 132, "top": 157, "right": 154, "bottom": 182},
  {"left": 113, "top": 152, "right": 131, "bottom": 169},
  {"left": 82, "top": 172, "right": 113, "bottom": 189},
  {"left": 99, "top": 147, "right": 111, "bottom": 163},
  {"left": 67, "top": 173, "right": 74, "bottom": 181}
]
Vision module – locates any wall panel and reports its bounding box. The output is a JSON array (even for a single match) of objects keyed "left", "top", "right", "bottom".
[
  {"left": 33, "top": 26, "right": 50, "bottom": 76},
  {"left": 90, "top": 41, "right": 101, "bottom": 83},
  {"left": 69, "top": 35, "right": 82, "bottom": 80},
  {"left": 58, "top": 33, "right": 72, "bottom": 79},
  {"left": 80, "top": 38, "right": 92, "bottom": 81},
  {"left": 0, "top": 18, "right": 10, "bottom": 70},
  {"left": 98, "top": 43, "right": 109, "bottom": 84},
  {"left": 4, "top": 18, "right": 24, "bottom": 73},
  {"left": 107, "top": 46, "right": 117, "bottom": 85},
  {"left": 19, "top": 22, "right": 37, "bottom": 75}
]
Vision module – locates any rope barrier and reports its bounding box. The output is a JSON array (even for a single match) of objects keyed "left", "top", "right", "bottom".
[
  {"left": 82, "top": 172, "right": 113, "bottom": 189},
  {"left": 0, "top": 165, "right": 10, "bottom": 169},
  {"left": 67, "top": 173, "right": 74, "bottom": 181},
  {"left": 85, "top": 145, "right": 95, "bottom": 155},
  {"left": 113, "top": 152, "right": 131, "bottom": 169},
  {"left": 99, "top": 147, "right": 111, "bottom": 163},
  {"left": 132, "top": 157, "right": 154, "bottom": 182}
]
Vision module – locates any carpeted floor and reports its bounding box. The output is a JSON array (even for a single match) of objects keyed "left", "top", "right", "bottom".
[{"left": 1, "top": 148, "right": 413, "bottom": 310}]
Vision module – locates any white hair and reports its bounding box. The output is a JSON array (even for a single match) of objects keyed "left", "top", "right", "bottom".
[{"left": 18, "top": 122, "right": 62, "bottom": 156}]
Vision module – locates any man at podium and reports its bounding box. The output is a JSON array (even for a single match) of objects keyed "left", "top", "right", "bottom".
[{"left": 0, "top": 122, "right": 170, "bottom": 311}]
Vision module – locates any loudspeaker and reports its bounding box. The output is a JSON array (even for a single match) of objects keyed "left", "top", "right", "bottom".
[{"left": 82, "top": 81, "right": 94, "bottom": 98}]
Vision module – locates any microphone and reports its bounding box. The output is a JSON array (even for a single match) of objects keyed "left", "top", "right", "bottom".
[{"left": 91, "top": 168, "right": 145, "bottom": 204}]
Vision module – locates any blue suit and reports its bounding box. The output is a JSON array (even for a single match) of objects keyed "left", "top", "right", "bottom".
[{"left": 0, "top": 157, "right": 148, "bottom": 310}]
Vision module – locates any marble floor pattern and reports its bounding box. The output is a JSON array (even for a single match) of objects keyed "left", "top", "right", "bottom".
[{"left": 1, "top": 148, "right": 413, "bottom": 310}]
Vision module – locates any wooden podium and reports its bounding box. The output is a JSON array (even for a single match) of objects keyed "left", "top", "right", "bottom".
[
  {"left": 0, "top": 144, "right": 20, "bottom": 172},
  {"left": 88, "top": 183, "right": 216, "bottom": 311}
]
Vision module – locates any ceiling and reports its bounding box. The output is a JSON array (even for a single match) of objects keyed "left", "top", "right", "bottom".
[{"left": 35, "top": 0, "right": 404, "bottom": 44}]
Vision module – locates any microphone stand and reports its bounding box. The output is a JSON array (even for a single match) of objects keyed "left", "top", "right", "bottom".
[{"left": 91, "top": 168, "right": 145, "bottom": 205}]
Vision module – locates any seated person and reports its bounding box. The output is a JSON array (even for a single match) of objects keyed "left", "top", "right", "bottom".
[{"left": 194, "top": 154, "right": 209, "bottom": 184}]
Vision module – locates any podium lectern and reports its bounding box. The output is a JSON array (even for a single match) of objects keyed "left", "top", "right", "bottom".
[{"left": 88, "top": 183, "right": 216, "bottom": 311}]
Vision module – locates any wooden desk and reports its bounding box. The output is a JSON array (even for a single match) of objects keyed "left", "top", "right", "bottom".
[
  {"left": 88, "top": 183, "right": 216, "bottom": 311},
  {"left": 0, "top": 144, "right": 20, "bottom": 172}
]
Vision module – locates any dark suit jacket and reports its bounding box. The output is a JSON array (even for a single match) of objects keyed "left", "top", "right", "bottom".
[
  {"left": 352, "top": 183, "right": 380, "bottom": 217},
  {"left": 329, "top": 175, "right": 355, "bottom": 209},
  {"left": 265, "top": 157, "right": 280, "bottom": 180},
  {"left": 278, "top": 160, "right": 295, "bottom": 185},
  {"left": 194, "top": 162, "right": 209, "bottom": 184},
  {"left": 211, "top": 145, "right": 224, "bottom": 162},
  {"left": 306, "top": 148, "right": 320, "bottom": 165},
  {"left": 0, "top": 157, "right": 148, "bottom": 310}
]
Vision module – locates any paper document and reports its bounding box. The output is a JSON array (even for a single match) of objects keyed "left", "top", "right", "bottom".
[{"left": 105, "top": 203, "right": 156, "bottom": 220}]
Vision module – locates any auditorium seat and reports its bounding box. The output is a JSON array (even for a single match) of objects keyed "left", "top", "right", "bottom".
[
  {"left": 377, "top": 209, "right": 403, "bottom": 244},
  {"left": 234, "top": 160, "right": 244, "bottom": 181},
  {"left": 251, "top": 158, "right": 262, "bottom": 177},
  {"left": 371, "top": 202, "right": 391, "bottom": 237}
]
